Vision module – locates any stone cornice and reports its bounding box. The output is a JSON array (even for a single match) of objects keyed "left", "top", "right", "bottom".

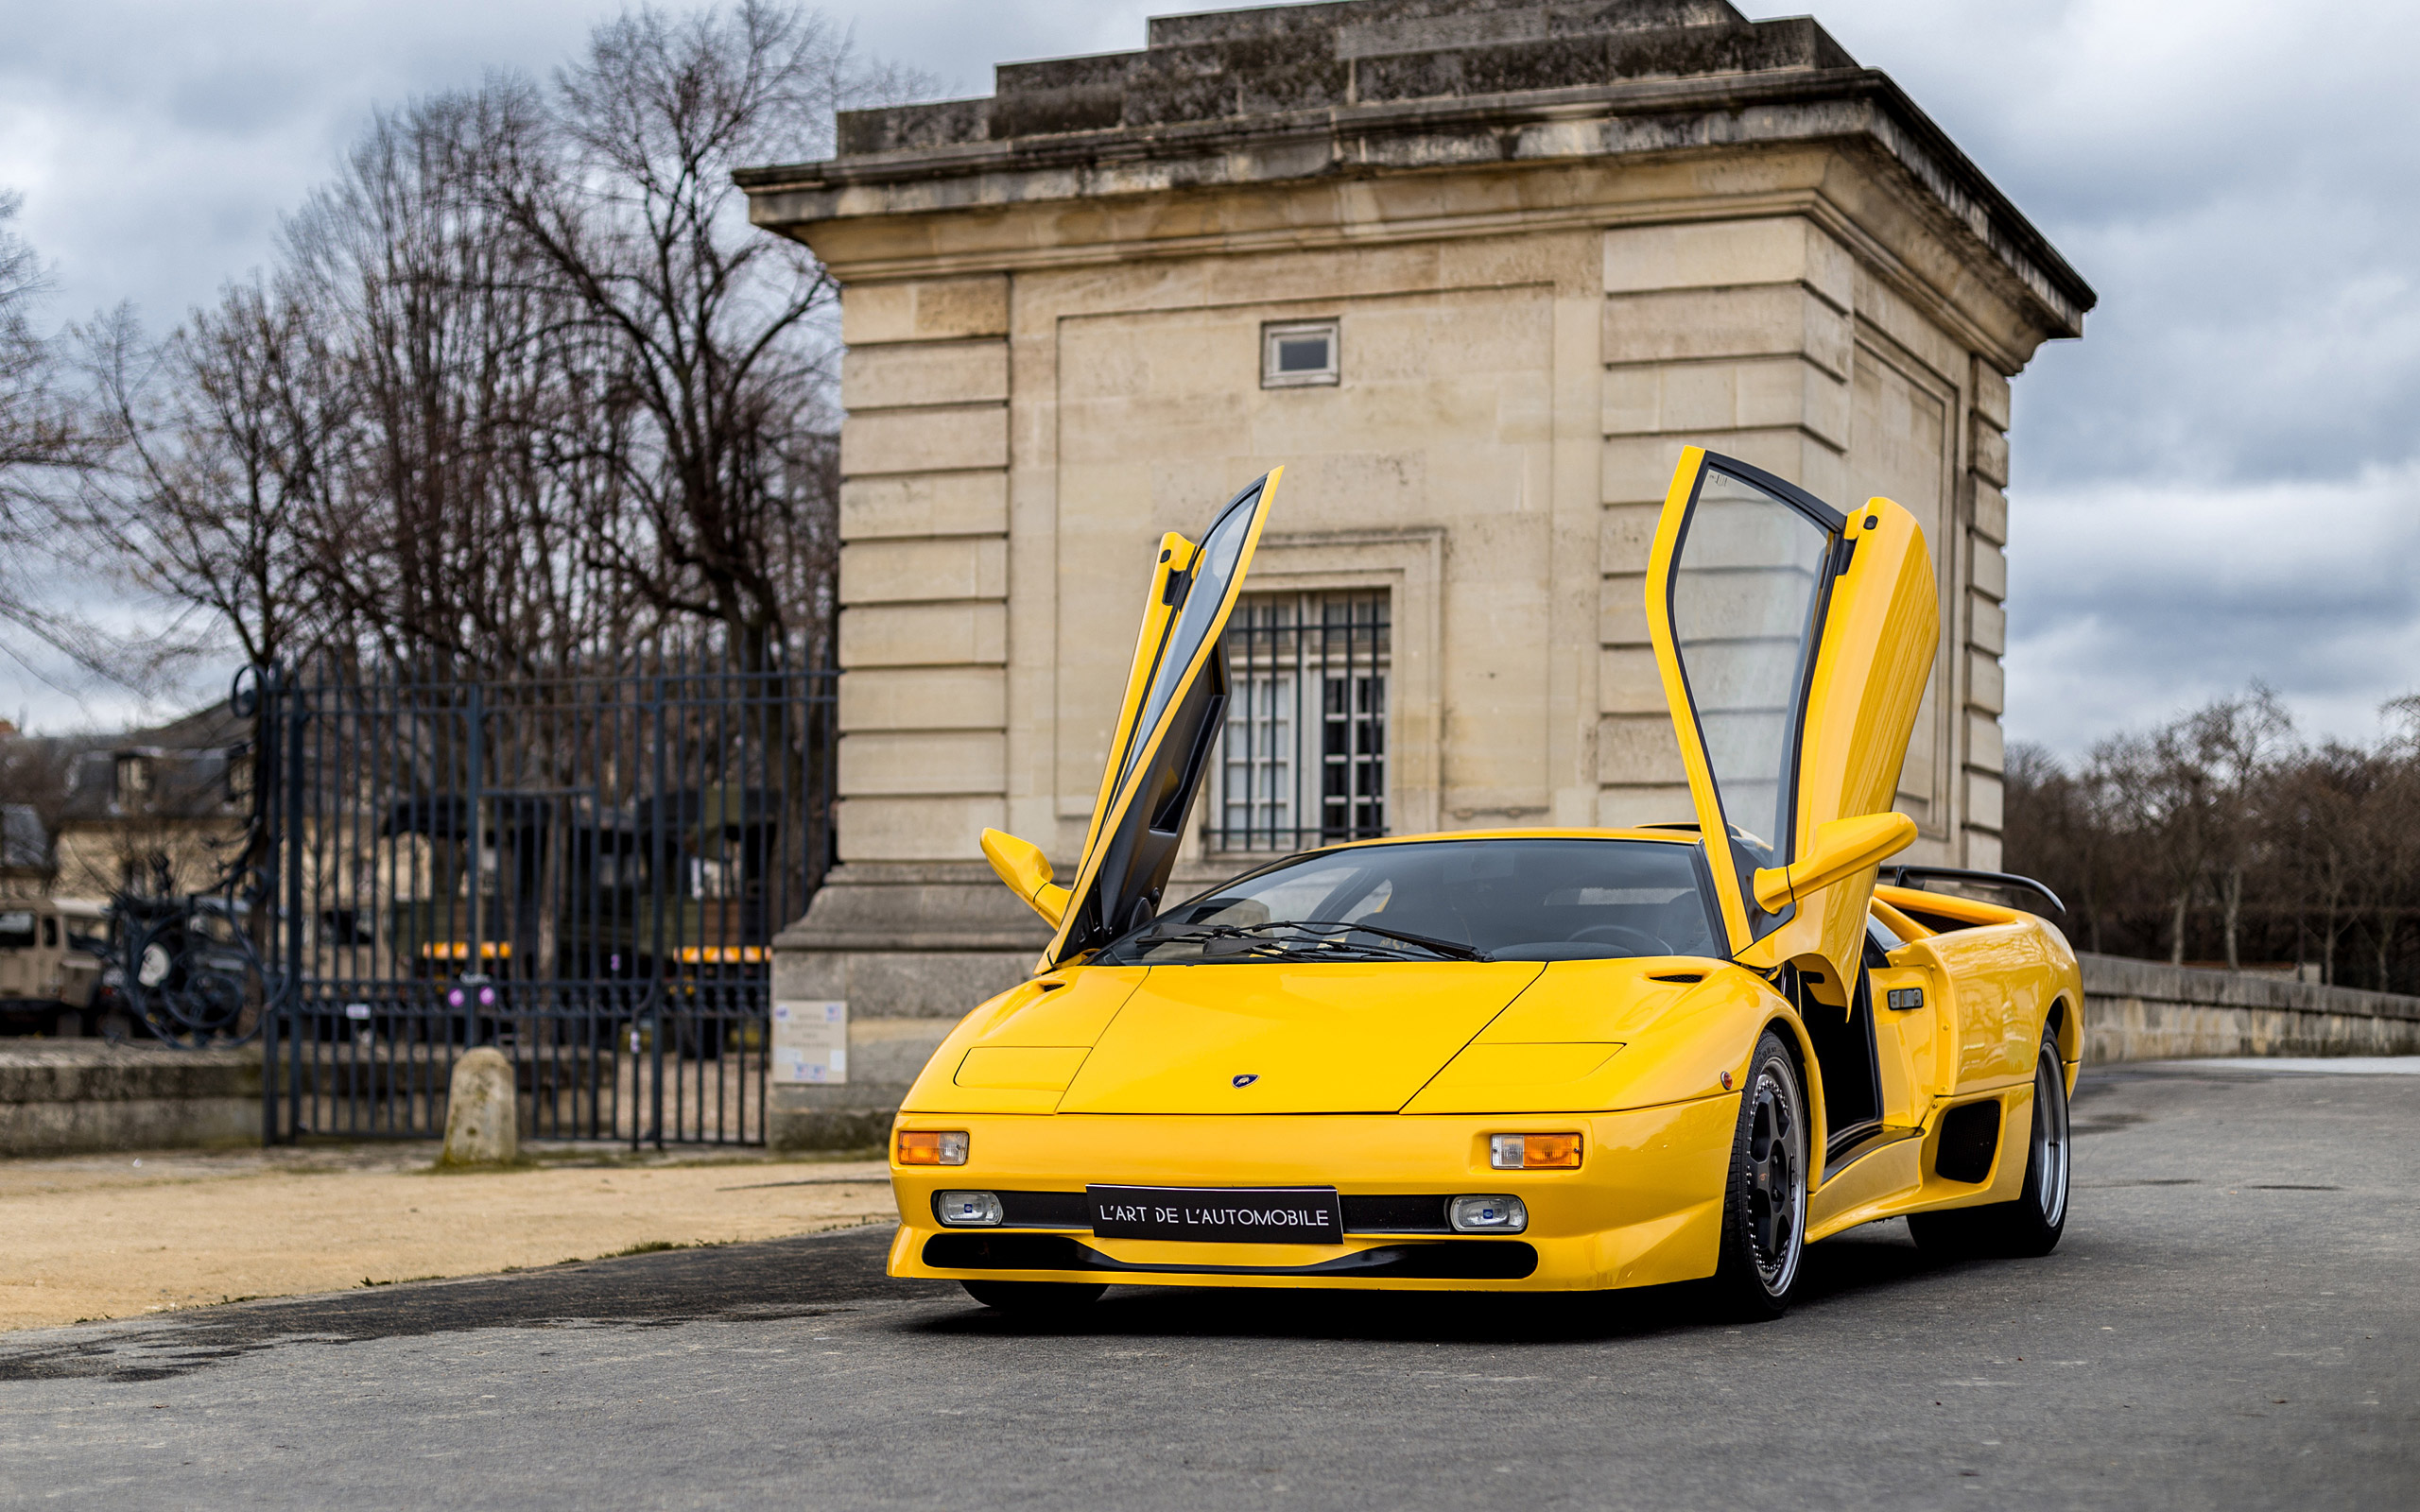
[{"left": 739, "top": 65, "right": 2092, "bottom": 341}]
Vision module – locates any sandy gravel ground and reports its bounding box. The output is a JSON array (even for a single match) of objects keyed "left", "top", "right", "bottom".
[{"left": 0, "top": 1144, "right": 894, "bottom": 1332}]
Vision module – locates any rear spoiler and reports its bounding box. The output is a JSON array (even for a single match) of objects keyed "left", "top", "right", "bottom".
[{"left": 1879, "top": 866, "right": 2065, "bottom": 916}]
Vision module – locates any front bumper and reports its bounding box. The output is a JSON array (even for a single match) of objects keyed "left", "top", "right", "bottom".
[{"left": 887, "top": 1098, "right": 1737, "bottom": 1293}]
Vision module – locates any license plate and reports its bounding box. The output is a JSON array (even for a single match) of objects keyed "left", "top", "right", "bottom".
[{"left": 1086, "top": 1184, "right": 1343, "bottom": 1245}]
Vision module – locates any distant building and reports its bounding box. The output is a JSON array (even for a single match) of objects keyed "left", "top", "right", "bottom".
[
  {"left": 737, "top": 0, "right": 2092, "bottom": 1143},
  {"left": 0, "top": 805, "right": 46, "bottom": 899},
  {"left": 50, "top": 705, "right": 251, "bottom": 901}
]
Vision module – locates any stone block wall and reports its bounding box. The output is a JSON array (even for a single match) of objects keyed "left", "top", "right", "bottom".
[
  {"left": 834, "top": 274, "right": 1014, "bottom": 866},
  {"left": 2079, "top": 955, "right": 2420, "bottom": 1064},
  {"left": 0, "top": 1044, "right": 259, "bottom": 1156}
]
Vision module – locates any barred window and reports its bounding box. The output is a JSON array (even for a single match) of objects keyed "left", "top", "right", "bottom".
[{"left": 1209, "top": 591, "right": 1389, "bottom": 852}]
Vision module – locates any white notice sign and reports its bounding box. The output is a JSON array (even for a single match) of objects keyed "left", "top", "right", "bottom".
[{"left": 771, "top": 1000, "right": 848, "bottom": 1084}]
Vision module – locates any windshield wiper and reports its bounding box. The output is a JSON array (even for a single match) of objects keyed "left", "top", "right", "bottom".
[
  {"left": 1129, "top": 919, "right": 1490, "bottom": 963},
  {"left": 1286, "top": 919, "right": 1492, "bottom": 961}
]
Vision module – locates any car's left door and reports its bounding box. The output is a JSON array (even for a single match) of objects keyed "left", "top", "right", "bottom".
[{"left": 1040, "top": 471, "right": 1282, "bottom": 968}]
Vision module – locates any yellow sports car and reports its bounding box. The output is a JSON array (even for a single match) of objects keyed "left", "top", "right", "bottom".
[{"left": 888, "top": 449, "right": 2081, "bottom": 1319}]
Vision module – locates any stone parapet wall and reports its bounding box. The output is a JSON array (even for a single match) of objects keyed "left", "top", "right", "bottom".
[
  {"left": 2079, "top": 954, "right": 2420, "bottom": 1065},
  {"left": 0, "top": 1043, "right": 260, "bottom": 1157}
]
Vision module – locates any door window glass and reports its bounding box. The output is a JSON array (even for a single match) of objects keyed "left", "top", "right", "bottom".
[
  {"left": 1113, "top": 479, "right": 1266, "bottom": 796},
  {"left": 1668, "top": 467, "right": 1835, "bottom": 869}
]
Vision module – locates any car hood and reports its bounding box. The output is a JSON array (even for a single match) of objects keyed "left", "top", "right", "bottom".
[{"left": 1053, "top": 961, "right": 1547, "bottom": 1115}]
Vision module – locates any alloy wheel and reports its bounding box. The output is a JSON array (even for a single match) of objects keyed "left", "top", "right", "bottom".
[
  {"left": 1745, "top": 1063, "right": 1805, "bottom": 1294},
  {"left": 2032, "top": 1047, "right": 2070, "bottom": 1228}
]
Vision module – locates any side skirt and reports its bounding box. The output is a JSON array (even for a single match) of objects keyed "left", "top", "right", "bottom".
[{"left": 1806, "top": 1126, "right": 1926, "bottom": 1241}]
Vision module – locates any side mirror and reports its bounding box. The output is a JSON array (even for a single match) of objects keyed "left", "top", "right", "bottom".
[
  {"left": 1751, "top": 812, "right": 1917, "bottom": 913},
  {"left": 981, "top": 829, "right": 1071, "bottom": 927}
]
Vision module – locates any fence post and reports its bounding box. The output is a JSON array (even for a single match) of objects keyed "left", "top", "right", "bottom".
[
  {"left": 647, "top": 661, "right": 668, "bottom": 1150},
  {"left": 257, "top": 665, "right": 280, "bottom": 1147},
  {"left": 465, "top": 680, "right": 484, "bottom": 1044},
  {"left": 283, "top": 669, "right": 309, "bottom": 1142}
]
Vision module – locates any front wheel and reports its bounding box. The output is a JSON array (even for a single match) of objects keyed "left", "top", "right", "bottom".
[
  {"left": 960, "top": 1280, "right": 1107, "bottom": 1314},
  {"left": 1910, "top": 1027, "right": 2071, "bottom": 1259},
  {"left": 1705, "top": 1030, "right": 1809, "bottom": 1320}
]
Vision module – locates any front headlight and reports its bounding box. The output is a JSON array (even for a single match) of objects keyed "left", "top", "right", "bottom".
[
  {"left": 1449, "top": 1195, "right": 1529, "bottom": 1233},
  {"left": 935, "top": 1191, "right": 1004, "bottom": 1227}
]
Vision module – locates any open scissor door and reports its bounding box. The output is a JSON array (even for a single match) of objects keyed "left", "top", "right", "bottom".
[
  {"left": 1042, "top": 471, "right": 1282, "bottom": 967},
  {"left": 1644, "top": 449, "right": 1935, "bottom": 985}
]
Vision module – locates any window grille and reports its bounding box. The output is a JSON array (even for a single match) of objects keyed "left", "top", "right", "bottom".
[{"left": 1209, "top": 590, "right": 1389, "bottom": 852}]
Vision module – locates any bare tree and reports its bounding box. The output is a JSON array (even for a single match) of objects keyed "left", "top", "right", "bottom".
[
  {"left": 2004, "top": 742, "right": 2095, "bottom": 947},
  {"left": 0, "top": 192, "right": 71, "bottom": 495},
  {"left": 2187, "top": 689, "right": 2292, "bottom": 969},
  {"left": 2279, "top": 744, "right": 2377, "bottom": 986},
  {"left": 0, "top": 192, "right": 148, "bottom": 684},
  {"left": 2359, "top": 697, "right": 2420, "bottom": 988},
  {"left": 285, "top": 84, "right": 647, "bottom": 677},
  {"left": 485, "top": 2, "right": 912, "bottom": 671},
  {"left": 80, "top": 286, "right": 348, "bottom": 671},
  {"left": 44, "top": 9, "right": 923, "bottom": 693}
]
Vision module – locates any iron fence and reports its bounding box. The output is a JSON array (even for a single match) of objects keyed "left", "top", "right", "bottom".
[{"left": 253, "top": 644, "right": 835, "bottom": 1146}]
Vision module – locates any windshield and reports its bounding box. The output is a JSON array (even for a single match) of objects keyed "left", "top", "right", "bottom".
[{"left": 1099, "top": 838, "right": 1723, "bottom": 965}]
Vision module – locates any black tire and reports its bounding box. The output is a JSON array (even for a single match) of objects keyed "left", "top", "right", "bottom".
[
  {"left": 960, "top": 1280, "right": 1108, "bottom": 1314},
  {"left": 1706, "top": 1029, "right": 1809, "bottom": 1321},
  {"left": 1910, "top": 1027, "right": 2070, "bottom": 1260}
]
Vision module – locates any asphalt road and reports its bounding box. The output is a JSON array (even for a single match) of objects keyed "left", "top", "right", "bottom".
[{"left": 2, "top": 1061, "right": 2414, "bottom": 1510}]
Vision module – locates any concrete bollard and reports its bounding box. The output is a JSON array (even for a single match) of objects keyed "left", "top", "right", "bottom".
[{"left": 441, "top": 1047, "right": 519, "bottom": 1165}]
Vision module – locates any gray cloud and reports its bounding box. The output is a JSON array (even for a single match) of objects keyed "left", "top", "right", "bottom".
[
  {"left": 2, "top": 0, "right": 2413, "bottom": 755},
  {"left": 0, "top": 0, "right": 611, "bottom": 329}
]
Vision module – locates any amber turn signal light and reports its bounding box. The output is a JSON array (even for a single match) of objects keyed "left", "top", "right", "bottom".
[
  {"left": 1490, "top": 1132, "right": 1582, "bottom": 1170},
  {"left": 897, "top": 1129, "right": 969, "bottom": 1166}
]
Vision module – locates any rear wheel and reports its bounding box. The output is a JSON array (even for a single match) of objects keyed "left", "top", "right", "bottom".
[
  {"left": 1706, "top": 1030, "right": 1808, "bottom": 1320},
  {"left": 1910, "top": 1027, "right": 2070, "bottom": 1259},
  {"left": 960, "top": 1280, "right": 1108, "bottom": 1314}
]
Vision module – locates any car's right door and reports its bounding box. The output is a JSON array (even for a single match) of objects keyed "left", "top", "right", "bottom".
[{"left": 1642, "top": 447, "right": 1938, "bottom": 992}]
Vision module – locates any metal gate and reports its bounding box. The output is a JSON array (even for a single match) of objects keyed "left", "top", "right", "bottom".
[{"left": 254, "top": 646, "right": 835, "bottom": 1146}]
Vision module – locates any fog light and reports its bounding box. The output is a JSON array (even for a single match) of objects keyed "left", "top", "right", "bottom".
[
  {"left": 1490, "top": 1132, "right": 1582, "bottom": 1170},
  {"left": 1449, "top": 1195, "right": 1529, "bottom": 1233},
  {"left": 897, "top": 1129, "right": 969, "bottom": 1166},
  {"left": 935, "top": 1191, "right": 1003, "bottom": 1227}
]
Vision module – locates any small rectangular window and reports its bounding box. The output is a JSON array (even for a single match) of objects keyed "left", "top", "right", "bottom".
[{"left": 1261, "top": 319, "right": 1340, "bottom": 388}]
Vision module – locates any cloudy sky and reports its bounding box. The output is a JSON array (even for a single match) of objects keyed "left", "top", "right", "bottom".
[{"left": 2, "top": 0, "right": 2413, "bottom": 758}]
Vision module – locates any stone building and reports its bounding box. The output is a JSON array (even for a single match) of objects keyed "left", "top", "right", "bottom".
[
  {"left": 49, "top": 707, "right": 251, "bottom": 902},
  {"left": 736, "top": 0, "right": 2092, "bottom": 1144}
]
